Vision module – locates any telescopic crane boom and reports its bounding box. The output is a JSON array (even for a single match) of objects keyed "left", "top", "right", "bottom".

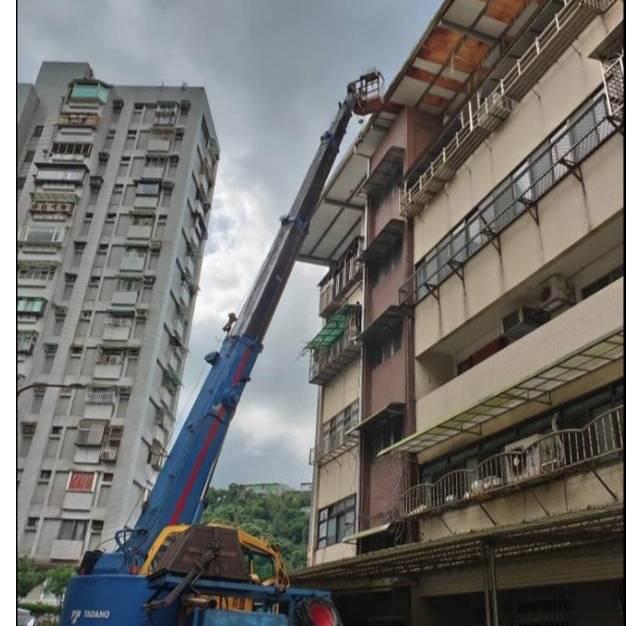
[{"left": 59, "top": 69, "right": 384, "bottom": 626}]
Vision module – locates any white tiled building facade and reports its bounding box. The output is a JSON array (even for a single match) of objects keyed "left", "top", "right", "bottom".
[{"left": 17, "top": 62, "right": 219, "bottom": 564}]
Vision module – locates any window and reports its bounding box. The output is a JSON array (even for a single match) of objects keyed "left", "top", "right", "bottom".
[
  {"left": 582, "top": 265, "right": 624, "bottom": 299},
  {"left": 319, "top": 400, "right": 359, "bottom": 457},
  {"left": 370, "top": 324, "right": 403, "bottom": 368},
  {"left": 39, "top": 470, "right": 52, "bottom": 482},
  {"left": 58, "top": 519, "right": 88, "bottom": 541},
  {"left": 370, "top": 242, "right": 402, "bottom": 286},
  {"left": 91, "top": 520, "right": 104, "bottom": 532},
  {"left": 369, "top": 415, "right": 404, "bottom": 456},
  {"left": 18, "top": 264, "right": 56, "bottom": 281},
  {"left": 51, "top": 142, "right": 92, "bottom": 157},
  {"left": 67, "top": 471, "right": 96, "bottom": 492},
  {"left": 317, "top": 495, "right": 356, "bottom": 548},
  {"left": 17, "top": 331, "right": 37, "bottom": 354},
  {"left": 32, "top": 125, "right": 44, "bottom": 138},
  {"left": 98, "top": 349, "right": 124, "bottom": 365},
  {"left": 137, "top": 181, "right": 160, "bottom": 196},
  {"left": 76, "top": 419, "right": 107, "bottom": 446},
  {"left": 51, "top": 426, "right": 62, "bottom": 438},
  {"left": 17, "top": 297, "right": 47, "bottom": 316},
  {"left": 25, "top": 517, "right": 38, "bottom": 530},
  {"left": 35, "top": 168, "right": 84, "bottom": 183},
  {"left": 24, "top": 150, "right": 35, "bottom": 163},
  {"left": 117, "top": 277, "right": 141, "bottom": 292},
  {"left": 18, "top": 225, "right": 65, "bottom": 246},
  {"left": 70, "top": 81, "right": 109, "bottom": 103},
  {"left": 17, "top": 177, "right": 26, "bottom": 190}
]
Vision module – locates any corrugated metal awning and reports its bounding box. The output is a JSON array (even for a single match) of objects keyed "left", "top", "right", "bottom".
[
  {"left": 347, "top": 403, "right": 405, "bottom": 434},
  {"left": 342, "top": 523, "right": 391, "bottom": 544},
  {"left": 379, "top": 330, "right": 624, "bottom": 457}
]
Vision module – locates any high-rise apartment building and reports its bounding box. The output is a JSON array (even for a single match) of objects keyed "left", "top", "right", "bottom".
[
  {"left": 296, "top": 1, "right": 623, "bottom": 624},
  {"left": 17, "top": 62, "right": 219, "bottom": 564}
]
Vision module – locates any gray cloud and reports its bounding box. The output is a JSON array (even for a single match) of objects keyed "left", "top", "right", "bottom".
[{"left": 19, "top": 0, "right": 440, "bottom": 487}]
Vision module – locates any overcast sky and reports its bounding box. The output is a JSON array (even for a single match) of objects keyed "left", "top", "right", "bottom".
[{"left": 18, "top": 0, "right": 439, "bottom": 488}]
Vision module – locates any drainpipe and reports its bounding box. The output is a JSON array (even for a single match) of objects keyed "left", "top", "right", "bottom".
[{"left": 404, "top": 213, "right": 418, "bottom": 541}]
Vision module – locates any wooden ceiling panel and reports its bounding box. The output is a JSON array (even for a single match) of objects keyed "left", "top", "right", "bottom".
[
  {"left": 405, "top": 66, "right": 466, "bottom": 93},
  {"left": 422, "top": 93, "right": 451, "bottom": 110},
  {"left": 454, "top": 37, "right": 491, "bottom": 73},
  {"left": 418, "top": 26, "right": 464, "bottom": 66},
  {"left": 486, "top": 0, "right": 530, "bottom": 24}
]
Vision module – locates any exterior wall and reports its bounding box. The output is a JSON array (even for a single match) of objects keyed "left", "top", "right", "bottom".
[
  {"left": 367, "top": 347, "right": 406, "bottom": 417},
  {"left": 416, "top": 279, "right": 623, "bottom": 435},
  {"left": 414, "top": 134, "right": 623, "bottom": 357},
  {"left": 17, "top": 62, "right": 218, "bottom": 563}
]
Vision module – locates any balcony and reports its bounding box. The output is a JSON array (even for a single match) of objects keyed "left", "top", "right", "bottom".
[
  {"left": 103, "top": 321, "right": 131, "bottom": 342},
  {"left": 309, "top": 423, "right": 359, "bottom": 466},
  {"left": 308, "top": 306, "right": 361, "bottom": 385},
  {"left": 400, "top": 405, "right": 623, "bottom": 520},
  {"left": 134, "top": 195, "right": 158, "bottom": 210},
  {"left": 318, "top": 238, "right": 364, "bottom": 318},
  {"left": 119, "top": 254, "right": 145, "bottom": 272},
  {"left": 400, "top": 0, "right": 613, "bottom": 217},
  {"left": 143, "top": 165, "right": 165, "bottom": 180},
  {"left": 400, "top": 88, "right": 620, "bottom": 307},
  {"left": 57, "top": 112, "right": 100, "bottom": 128},
  {"left": 84, "top": 389, "right": 115, "bottom": 419},
  {"left": 147, "top": 138, "right": 171, "bottom": 153},
  {"left": 93, "top": 363, "right": 123, "bottom": 380},
  {"left": 127, "top": 224, "right": 152, "bottom": 240},
  {"left": 383, "top": 280, "right": 623, "bottom": 457},
  {"left": 111, "top": 290, "right": 138, "bottom": 306}
]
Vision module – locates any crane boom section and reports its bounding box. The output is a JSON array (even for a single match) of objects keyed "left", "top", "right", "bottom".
[{"left": 94, "top": 74, "right": 383, "bottom": 573}]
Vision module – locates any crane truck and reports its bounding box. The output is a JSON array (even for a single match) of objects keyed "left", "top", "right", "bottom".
[{"left": 58, "top": 69, "right": 384, "bottom": 626}]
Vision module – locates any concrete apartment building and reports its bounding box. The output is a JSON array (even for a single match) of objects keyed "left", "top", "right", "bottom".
[
  {"left": 296, "top": 0, "right": 623, "bottom": 624},
  {"left": 17, "top": 62, "right": 219, "bottom": 564}
]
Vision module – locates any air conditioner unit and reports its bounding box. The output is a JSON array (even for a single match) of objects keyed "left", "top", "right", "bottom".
[
  {"left": 504, "top": 432, "right": 564, "bottom": 482},
  {"left": 162, "top": 180, "right": 174, "bottom": 191},
  {"left": 99, "top": 151, "right": 109, "bottom": 163},
  {"left": 113, "top": 99, "right": 124, "bottom": 112},
  {"left": 180, "top": 100, "right": 191, "bottom": 112},
  {"left": 89, "top": 175, "right": 103, "bottom": 189},
  {"left": 539, "top": 275, "right": 570, "bottom": 312},
  {"left": 501, "top": 307, "right": 549, "bottom": 341},
  {"left": 169, "top": 154, "right": 180, "bottom": 164},
  {"left": 150, "top": 241, "right": 162, "bottom": 251}
]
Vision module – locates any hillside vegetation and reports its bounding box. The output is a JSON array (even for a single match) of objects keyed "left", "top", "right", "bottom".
[{"left": 201, "top": 484, "right": 311, "bottom": 571}]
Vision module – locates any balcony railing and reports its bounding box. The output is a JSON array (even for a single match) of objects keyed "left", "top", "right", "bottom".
[
  {"left": 309, "top": 414, "right": 360, "bottom": 466},
  {"left": 400, "top": 0, "right": 615, "bottom": 217},
  {"left": 602, "top": 52, "right": 624, "bottom": 121},
  {"left": 401, "top": 405, "right": 623, "bottom": 519},
  {"left": 309, "top": 329, "right": 361, "bottom": 385},
  {"left": 86, "top": 389, "right": 115, "bottom": 404},
  {"left": 57, "top": 112, "right": 100, "bottom": 128},
  {"left": 319, "top": 238, "right": 364, "bottom": 317},
  {"left": 400, "top": 88, "right": 618, "bottom": 306}
]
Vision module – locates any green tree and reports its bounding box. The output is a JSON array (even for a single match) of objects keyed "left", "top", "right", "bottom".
[
  {"left": 44, "top": 566, "right": 75, "bottom": 606},
  {"left": 17, "top": 557, "right": 45, "bottom": 601},
  {"left": 202, "top": 487, "right": 311, "bottom": 571}
]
